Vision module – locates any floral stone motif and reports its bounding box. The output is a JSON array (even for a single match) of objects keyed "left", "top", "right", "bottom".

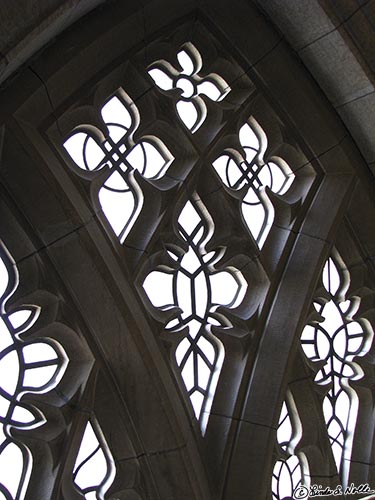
[
  {"left": 149, "top": 42, "right": 230, "bottom": 133},
  {"left": 64, "top": 89, "right": 173, "bottom": 243},
  {"left": 143, "top": 196, "right": 247, "bottom": 433},
  {"left": 301, "top": 253, "right": 373, "bottom": 484},
  {"left": 0, "top": 242, "right": 67, "bottom": 499},
  {"left": 213, "top": 116, "right": 294, "bottom": 248}
]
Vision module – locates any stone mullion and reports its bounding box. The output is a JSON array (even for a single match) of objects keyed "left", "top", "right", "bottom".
[
  {"left": 52, "top": 371, "right": 98, "bottom": 500},
  {"left": 288, "top": 351, "right": 339, "bottom": 490},
  {"left": 0, "top": 180, "right": 93, "bottom": 500},
  {"left": 4, "top": 113, "right": 208, "bottom": 498},
  {"left": 53, "top": 368, "right": 153, "bottom": 499},
  {"left": 223, "top": 169, "right": 355, "bottom": 499},
  {"left": 46, "top": 218, "right": 211, "bottom": 499}
]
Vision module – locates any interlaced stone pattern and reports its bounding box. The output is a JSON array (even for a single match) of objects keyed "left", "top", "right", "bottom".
[
  {"left": 143, "top": 197, "right": 247, "bottom": 433},
  {"left": 212, "top": 117, "right": 295, "bottom": 248},
  {"left": 64, "top": 89, "right": 173, "bottom": 243},
  {"left": 0, "top": 243, "right": 67, "bottom": 500},
  {"left": 301, "top": 253, "right": 373, "bottom": 484}
]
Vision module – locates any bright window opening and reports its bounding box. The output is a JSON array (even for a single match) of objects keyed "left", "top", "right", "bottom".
[
  {"left": 301, "top": 253, "right": 374, "bottom": 486},
  {"left": 143, "top": 197, "right": 247, "bottom": 433}
]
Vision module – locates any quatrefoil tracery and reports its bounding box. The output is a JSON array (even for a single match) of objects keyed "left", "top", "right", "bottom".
[
  {"left": 213, "top": 117, "right": 295, "bottom": 248},
  {"left": 64, "top": 90, "right": 174, "bottom": 243},
  {"left": 148, "top": 42, "right": 231, "bottom": 133}
]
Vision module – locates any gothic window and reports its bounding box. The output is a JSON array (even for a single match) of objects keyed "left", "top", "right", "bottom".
[
  {"left": 59, "top": 28, "right": 304, "bottom": 441},
  {"left": 301, "top": 250, "right": 374, "bottom": 486},
  {"left": 0, "top": 242, "right": 68, "bottom": 499}
]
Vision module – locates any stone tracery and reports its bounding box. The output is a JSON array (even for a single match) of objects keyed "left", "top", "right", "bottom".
[
  {"left": 148, "top": 42, "right": 231, "bottom": 133},
  {"left": 301, "top": 251, "right": 374, "bottom": 486},
  {"left": 63, "top": 89, "right": 173, "bottom": 243},
  {"left": 0, "top": 2, "right": 373, "bottom": 498},
  {"left": 212, "top": 117, "right": 295, "bottom": 248},
  {"left": 143, "top": 196, "right": 247, "bottom": 433},
  {"left": 0, "top": 242, "right": 68, "bottom": 499}
]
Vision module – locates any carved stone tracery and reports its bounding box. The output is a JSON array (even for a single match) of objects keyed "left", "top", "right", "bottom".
[{"left": 0, "top": 2, "right": 373, "bottom": 499}]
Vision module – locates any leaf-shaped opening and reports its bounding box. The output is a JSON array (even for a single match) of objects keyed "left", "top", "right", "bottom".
[
  {"left": 64, "top": 132, "right": 105, "bottom": 171},
  {"left": 0, "top": 441, "right": 27, "bottom": 498},
  {"left": 73, "top": 419, "right": 116, "bottom": 498},
  {"left": 323, "top": 258, "right": 341, "bottom": 296},
  {"left": 178, "top": 200, "right": 201, "bottom": 237},
  {"left": 239, "top": 123, "right": 260, "bottom": 159},
  {"left": 176, "top": 100, "right": 198, "bottom": 132},
  {"left": 177, "top": 47, "right": 199, "bottom": 76},
  {"left": 101, "top": 95, "right": 132, "bottom": 132},
  {"left": 242, "top": 187, "right": 274, "bottom": 248},
  {"left": 99, "top": 171, "right": 143, "bottom": 243},
  {"left": 23, "top": 365, "right": 58, "bottom": 391},
  {"left": 143, "top": 271, "right": 174, "bottom": 309},
  {"left": 75, "top": 448, "right": 107, "bottom": 489},
  {"left": 0, "top": 349, "right": 19, "bottom": 396},
  {"left": 277, "top": 402, "right": 293, "bottom": 448},
  {"left": 8, "top": 306, "right": 40, "bottom": 334},
  {"left": 268, "top": 157, "right": 295, "bottom": 195},
  {"left": 9, "top": 402, "right": 45, "bottom": 429},
  {"left": 190, "top": 390, "right": 204, "bottom": 419},
  {"left": 73, "top": 419, "right": 115, "bottom": 498},
  {"left": 148, "top": 67, "right": 173, "bottom": 90},
  {"left": 197, "top": 80, "right": 222, "bottom": 101}
]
